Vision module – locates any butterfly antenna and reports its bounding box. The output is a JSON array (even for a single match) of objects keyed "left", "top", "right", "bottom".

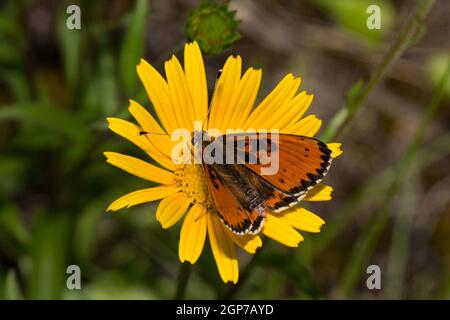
[
  {"left": 201, "top": 69, "right": 222, "bottom": 132},
  {"left": 138, "top": 131, "right": 170, "bottom": 136},
  {"left": 139, "top": 131, "right": 190, "bottom": 137}
]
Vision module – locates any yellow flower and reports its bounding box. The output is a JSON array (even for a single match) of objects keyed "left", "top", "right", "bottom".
[{"left": 105, "top": 41, "right": 342, "bottom": 283}]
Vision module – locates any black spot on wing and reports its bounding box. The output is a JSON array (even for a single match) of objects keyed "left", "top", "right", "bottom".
[
  {"left": 301, "top": 179, "right": 314, "bottom": 189},
  {"left": 319, "top": 146, "right": 331, "bottom": 156},
  {"left": 249, "top": 215, "right": 264, "bottom": 233},
  {"left": 307, "top": 172, "right": 320, "bottom": 182},
  {"left": 273, "top": 195, "right": 298, "bottom": 211},
  {"left": 316, "top": 168, "right": 326, "bottom": 176}
]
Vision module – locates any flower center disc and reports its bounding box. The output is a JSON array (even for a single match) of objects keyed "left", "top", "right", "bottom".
[{"left": 174, "top": 164, "right": 214, "bottom": 210}]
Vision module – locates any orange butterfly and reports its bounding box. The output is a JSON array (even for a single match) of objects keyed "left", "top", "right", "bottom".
[
  {"left": 196, "top": 132, "right": 332, "bottom": 235},
  {"left": 140, "top": 71, "right": 333, "bottom": 236}
]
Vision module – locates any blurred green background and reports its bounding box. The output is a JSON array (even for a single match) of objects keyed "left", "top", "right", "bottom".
[{"left": 0, "top": 0, "right": 449, "bottom": 299}]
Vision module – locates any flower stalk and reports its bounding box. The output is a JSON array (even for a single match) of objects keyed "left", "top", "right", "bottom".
[
  {"left": 320, "top": 0, "right": 436, "bottom": 142},
  {"left": 174, "top": 263, "right": 192, "bottom": 299},
  {"left": 233, "top": 0, "right": 437, "bottom": 298},
  {"left": 339, "top": 56, "right": 450, "bottom": 298}
]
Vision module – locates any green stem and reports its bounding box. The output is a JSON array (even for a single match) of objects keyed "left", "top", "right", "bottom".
[
  {"left": 385, "top": 170, "right": 419, "bottom": 299},
  {"left": 313, "top": 130, "right": 450, "bottom": 260},
  {"left": 320, "top": 0, "right": 436, "bottom": 142},
  {"left": 174, "top": 263, "right": 192, "bottom": 300},
  {"left": 339, "top": 57, "right": 450, "bottom": 298},
  {"left": 231, "top": 0, "right": 438, "bottom": 300},
  {"left": 220, "top": 249, "right": 261, "bottom": 299}
]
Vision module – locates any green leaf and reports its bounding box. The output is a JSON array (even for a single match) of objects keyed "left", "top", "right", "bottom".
[
  {"left": 100, "top": 50, "right": 119, "bottom": 115},
  {"left": 119, "top": 0, "right": 149, "bottom": 95},
  {"left": 63, "top": 272, "right": 156, "bottom": 299},
  {"left": 5, "top": 269, "right": 23, "bottom": 300},
  {"left": 0, "top": 38, "right": 22, "bottom": 67},
  {"left": 0, "top": 12, "right": 25, "bottom": 67},
  {"left": 0, "top": 156, "right": 27, "bottom": 197},
  {"left": 385, "top": 172, "right": 419, "bottom": 298},
  {"left": 426, "top": 54, "right": 450, "bottom": 98},
  {"left": 312, "top": 0, "right": 394, "bottom": 44},
  {"left": 0, "top": 13, "right": 22, "bottom": 37},
  {"left": 0, "top": 205, "right": 30, "bottom": 246},
  {"left": 30, "top": 214, "right": 70, "bottom": 299},
  {"left": 338, "top": 211, "right": 388, "bottom": 298},
  {"left": 1, "top": 72, "right": 31, "bottom": 104},
  {"left": 74, "top": 200, "right": 105, "bottom": 261},
  {"left": 260, "top": 253, "right": 323, "bottom": 299},
  {"left": 0, "top": 104, "right": 89, "bottom": 144},
  {"left": 56, "top": 7, "right": 84, "bottom": 87}
]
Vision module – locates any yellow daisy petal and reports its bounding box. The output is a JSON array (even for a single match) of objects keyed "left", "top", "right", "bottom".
[
  {"left": 165, "top": 55, "right": 195, "bottom": 131},
  {"left": 226, "top": 230, "right": 263, "bottom": 254},
  {"left": 262, "top": 213, "right": 304, "bottom": 247},
  {"left": 184, "top": 42, "right": 208, "bottom": 122},
  {"left": 107, "top": 117, "right": 150, "bottom": 151},
  {"left": 327, "top": 142, "right": 343, "bottom": 158},
  {"left": 107, "top": 185, "right": 179, "bottom": 212},
  {"left": 208, "top": 214, "right": 239, "bottom": 283},
  {"left": 156, "top": 192, "right": 190, "bottom": 229},
  {"left": 304, "top": 184, "right": 333, "bottom": 201},
  {"left": 209, "top": 55, "right": 242, "bottom": 130},
  {"left": 104, "top": 152, "right": 175, "bottom": 185},
  {"left": 136, "top": 59, "right": 175, "bottom": 133},
  {"left": 107, "top": 117, "right": 176, "bottom": 171},
  {"left": 277, "top": 207, "right": 325, "bottom": 233},
  {"left": 243, "top": 74, "right": 300, "bottom": 130},
  {"left": 179, "top": 204, "right": 207, "bottom": 264},
  {"left": 268, "top": 92, "right": 314, "bottom": 130},
  {"left": 282, "top": 114, "right": 322, "bottom": 137},
  {"left": 128, "top": 100, "right": 174, "bottom": 157},
  {"left": 223, "top": 67, "right": 262, "bottom": 129}
]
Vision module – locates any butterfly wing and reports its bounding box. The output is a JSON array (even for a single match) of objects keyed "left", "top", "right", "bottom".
[
  {"left": 202, "top": 133, "right": 332, "bottom": 235},
  {"left": 228, "top": 133, "right": 333, "bottom": 212},
  {"left": 203, "top": 164, "right": 266, "bottom": 235}
]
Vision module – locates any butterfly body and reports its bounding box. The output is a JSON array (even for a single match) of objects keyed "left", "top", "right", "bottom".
[{"left": 196, "top": 132, "right": 333, "bottom": 235}]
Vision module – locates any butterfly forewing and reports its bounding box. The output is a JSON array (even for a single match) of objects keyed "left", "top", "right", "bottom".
[{"left": 232, "top": 133, "right": 332, "bottom": 209}]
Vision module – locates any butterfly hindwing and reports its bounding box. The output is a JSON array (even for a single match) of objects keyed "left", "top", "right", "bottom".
[
  {"left": 241, "top": 165, "right": 299, "bottom": 212},
  {"left": 203, "top": 164, "right": 266, "bottom": 235}
]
